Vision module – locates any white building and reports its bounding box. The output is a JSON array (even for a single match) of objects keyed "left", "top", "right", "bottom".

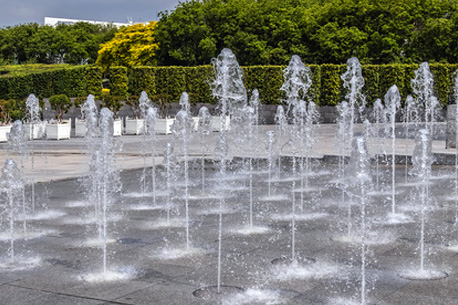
[{"left": 44, "top": 17, "right": 136, "bottom": 28}]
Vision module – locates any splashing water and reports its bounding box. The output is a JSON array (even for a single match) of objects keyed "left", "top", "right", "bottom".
[
  {"left": 7, "top": 121, "right": 29, "bottom": 233},
  {"left": 280, "top": 55, "right": 314, "bottom": 261},
  {"left": 411, "top": 62, "right": 439, "bottom": 135},
  {"left": 0, "top": 159, "right": 40, "bottom": 271},
  {"left": 1, "top": 159, "right": 24, "bottom": 263},
  {"left": 145, "top": 105, "right": 158, "bottom": 204},
  {"left": 266, "top": 130, "right": 276, "bottom": 197},
  {"left": 341, "top": 57, "right": 366, "bottom": 150},
  {"left": 138, "top": 91, "right": 153, "bottom": 194},
  {"left": 398, "top": 129, "right": 447, "bottom": 280},
  {"left": 274, "top": 105, "right": 287, "bottom": 178},
  {"left": 164, "top": 142, "right": 177, "bottom": 225},
  {"left": 197, "top": 106, "right": 211, "bottom": 192},
  {"left": 385, "top": 85, "right": 401, "bottom": 216},
  {"left": 454, "top": 70, "right": 458, "bottom": 225},
  {"left": 81, "top": 95, "right": 99, "bottom": 213},
  {"left": 372, "top": 99, "right": 386, "bottom": 191},
  {"left": 410, "top": 130, "right": 433, "bottom": 271},
  {"left": 345, "top": 137, "right": 373, "bottom": 305},
  {"left": 172, "top": 102, "right": 195, "bottom": 250},
  {"left": 81, "top": 94, "right": 98, "bottom": 137},
  {"left": 87, "top": 108, "right": 122, "bottom": 279},
  {"left": 25, "top": 94, "right": 41, "bottom": 214},
  {"left": 211, "top": 48, "right": 247, "bottom": 293},
  {"left": 403, "top": 95, "right": 419, "bottom": 182}
]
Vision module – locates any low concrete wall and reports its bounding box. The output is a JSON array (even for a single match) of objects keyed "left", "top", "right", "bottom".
[{"left": 42, "top": 98, "right": 448, "bottom": 128}]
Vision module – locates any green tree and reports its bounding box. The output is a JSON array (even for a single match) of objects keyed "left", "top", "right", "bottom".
[
  {"left": 0, "top": 22, "right": 117, "bottom": 65},
  {"left": 96, "top": 22, "right": 158, "bottom": 70},
  {"left": 49, "top": 94, "right": 72, "bottom": 122},
  {"left": 154, "top": 0, "right": 458, "bottom": 65},
  {"left": 0, "top": 23, "right": 39, "bottom": 64}
]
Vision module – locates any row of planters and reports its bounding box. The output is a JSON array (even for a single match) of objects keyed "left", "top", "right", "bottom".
[
  {"left": 0, "top": 91, "right": 228, "bottom": 142},
  {"left": 75, "top": 90, "right": 229, "bottom": 138},
  {"left": 0, "top": 94, "right": 73, "bottom": 141}
]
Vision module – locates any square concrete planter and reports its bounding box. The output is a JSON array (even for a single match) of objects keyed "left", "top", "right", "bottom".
[
  {"left": 46, "top": 119, "right": 71, "bottom": 140},
  {"left": 210, "top": 115, "right": 230, "bottom": 132},
  {"left": 125, "top": 118, "right": 145, "bottom": 135},
  {"left": 0, "top": 125, "right": 12, "bottom": 142},
  {"left": 76, "top": 118, "right": 122, "bottom": 137},
  {"left": 25, "top": 121, "right": 47, "bottom": 140},
  {"left": 75, "top": 118, "right": 87, "bottom": 137},
  {"left": 155, "top": 118, "right": 175, "bottom": 134},
  {"left": 113, "top": 119, "right": 122, "bottom": 137}
]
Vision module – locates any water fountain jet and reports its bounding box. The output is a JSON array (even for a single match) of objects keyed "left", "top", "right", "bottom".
[
  {"left": 0, "top": 159, "right": 40, "bottom": 270},
  {"left": 25, "top": 94, "right": 41, "bottom": 214},
  {"left": 398, "top": 129, "right": 447, "bottom": 280},
  {"left": 193, "top": 48, "right": 246, "bottom": 298}
]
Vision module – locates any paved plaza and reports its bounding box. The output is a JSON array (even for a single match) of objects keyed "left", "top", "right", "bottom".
[{"left": 0, "top": 123, "right": 458, "bottom": 304}]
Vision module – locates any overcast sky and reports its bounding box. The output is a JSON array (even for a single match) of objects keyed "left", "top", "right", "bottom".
[{"left": 0, "top": 0, "right": 182, "bottom": 27}]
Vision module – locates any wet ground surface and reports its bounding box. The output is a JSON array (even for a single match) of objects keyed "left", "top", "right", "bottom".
[{"left": 1, "top": 159, "right": 458, "bottom": 305}]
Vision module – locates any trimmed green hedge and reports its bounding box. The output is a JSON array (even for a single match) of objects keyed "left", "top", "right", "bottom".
[
  {"left": 2, "top": 64, "right": 458, "bottom": 108},
  {"left": 0, "top": 65, "right": 102, "bottom": 100},
  {"left": 128, "top": 66, "right": 156, "bottom": 97},
  {"left": 86, "top": 66, "right": 102, "bottom": 96},
  {"left": 108, "top": 66, "right": 128, "bottom": 98}
]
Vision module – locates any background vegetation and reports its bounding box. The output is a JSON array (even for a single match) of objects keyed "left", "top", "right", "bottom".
[
  {"left": 1, "top": 0, "right": 458, "bottom": 112},
  {"left": 96, "top": 22, "right": 158, "bottom": 71},
  {"left": 154, "top": 0, "right": 458, "bottom": 66},
  {"left": 1, "top": 0, "right": 458, "bottom": 67},
  {"left": 0, "top": 22, "right": 116, "bottom": 65},
  {"left": 0, "top": 65, "right": 102, "bottom": 100}
]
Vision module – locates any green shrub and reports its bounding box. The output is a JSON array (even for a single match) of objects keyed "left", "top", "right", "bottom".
[
  {"left": 0, "top": 98, "right": 21, "bottom": 124},
  {"left": 49, "top": 94, "right": 72, "bottom": 122},
  {"left": 98, "top": 90, "right": 123, "bottom": 118}
]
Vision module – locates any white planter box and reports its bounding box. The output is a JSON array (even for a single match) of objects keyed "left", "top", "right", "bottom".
[
  {"left": 155, "top": 118, "right": 175, "bottom": 134},
  {"left": 0, "top": 125, "right": 12, "bottom": 142},
  {"left": 76, "top": 119, "right": 122, "bottom": 137},
  {"left": 75, "top": 118, "right": 87, "bottom": 137},
  {"left": 113, "top": 119, "right": 122, "bottom": 137},
  {"left": 125, "top": 119, "right": 145, "bottom": 135},
  {"left": 210, "top": 115, "right": 230, "bottom": 132},
  {"left": 46, "top": 119, "right": 71, "bottom": 140},
  {"left": 25, "top": 121, "right": 46, "bottom": 139}
]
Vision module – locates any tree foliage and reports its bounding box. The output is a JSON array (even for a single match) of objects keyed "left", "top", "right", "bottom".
[
  {"left": 96, "top": 22, "right": 158, "bottom": 70},
  {"left": 0, "top": 23, "right": 117, "bottom": 65},
  {"left": 154, "top": 0, "right": 458, "bottom": 66},
  {"left": 49, "top": 94, "right": 72, "bottom": 122}
]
